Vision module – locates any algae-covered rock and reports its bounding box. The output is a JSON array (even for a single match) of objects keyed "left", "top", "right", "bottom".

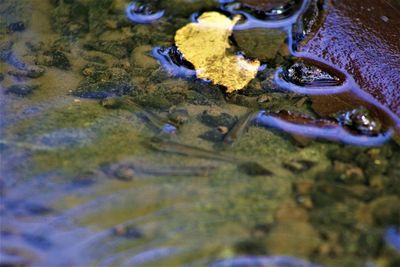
[
  {"left": 233, "top": 28, "right": 287, "bottom": 62},
  {"left": 73, "top": 67, "right": 135, "bottom": 99}
]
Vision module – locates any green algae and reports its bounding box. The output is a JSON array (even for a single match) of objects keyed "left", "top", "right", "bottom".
[{"left": 1, "top": 0, "right": 400, "bottom": 267}]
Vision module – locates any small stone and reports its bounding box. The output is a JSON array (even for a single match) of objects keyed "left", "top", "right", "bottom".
[
  {"left": 217, "top": 126, "right": 229, "bottom": 135},
  {"left": 334, "top": 161, "right": 365, "bottom": 184},
  {"left": 7, "top": 21, "right": 25, "bottom": 32},
  {"left": 257, "top": 94, "right": 272, "bottom": 103}
]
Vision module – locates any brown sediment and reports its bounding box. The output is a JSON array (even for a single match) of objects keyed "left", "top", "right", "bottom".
[{"left": 298, "top": 0, "right": 400, "bottom": 116}]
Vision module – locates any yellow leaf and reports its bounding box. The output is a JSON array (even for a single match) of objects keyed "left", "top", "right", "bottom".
[{"left": 175, "top": 12, "right": 260, "bottom": 93}]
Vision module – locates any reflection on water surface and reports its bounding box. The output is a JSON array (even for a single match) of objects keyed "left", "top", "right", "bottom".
[{"left": 1, "top": 0, "right": 399, "bottom": 266}]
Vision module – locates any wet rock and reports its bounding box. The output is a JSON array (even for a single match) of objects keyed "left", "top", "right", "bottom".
[
  {"left": 299, "top": 0, "right": 400, "bottom": 116},
  {"left": 236, "top": 0, "right": 303, "bottom": 21},
  {"left": 283, "top": 60, "right": 342, "bottom": 87},
  {"left": 240, "top": 0, "right": 295, "bottom": 12},
  {"left": 7, "top": 21, "right": 25, "bottom": 32},
  {"left": 199, "top": 111, "right": 238, "bottom": 128},
  {"left": 233, "top": 28, "right": 286, "bottom": 62},
  {"left": 337, "top": 107, "right": 382, "bottom": 136},
  {"left": 265, "top": 222, "right": 320, "bottom": 257},
  {"left": 73, "top": 67, "right": 135, "bottom": 99},
  {"left": 292, "top": 0, "right": 325, "bottom": 46},
  {"left": 5, "top": 84, "right": 39, "bottom": 96}
]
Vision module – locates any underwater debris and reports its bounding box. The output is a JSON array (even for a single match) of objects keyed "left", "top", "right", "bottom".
[
  {"left": 102, "top": 161, "right": 215, "bottom": 181},
  {"left": 147, "top": 137, "right": 238, "bottom": 162},
  {"left": 174, "top": 12, "right": 260, "bottom": 92},
  {"left": 224, "top": 111, "right": 256, "bottom": 145}
]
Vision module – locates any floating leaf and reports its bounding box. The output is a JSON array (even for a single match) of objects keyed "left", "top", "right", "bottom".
[{"left": 174, "top": 12, "right": 260, "bottom": 93}]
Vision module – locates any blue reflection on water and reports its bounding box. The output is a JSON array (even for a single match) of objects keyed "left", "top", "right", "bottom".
[
  {"left": 210, "top": 256, "right": 322, "bottom": 267},
  {"left": 385, "top": 227, "right": 400, "bottom": 252},
  {"left": 255, "top": 111, "right": 393, "bottom": 147},
  {"left": 125, "top": 2, "right": 165, "bottom": 24},
  {"left": 152, "top": 47, "right": 196, "bottom": 78}
]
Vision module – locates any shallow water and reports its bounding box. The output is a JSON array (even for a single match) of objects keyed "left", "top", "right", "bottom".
[{"left": 1, "top": 0, "right": 400, "bottom": 266}]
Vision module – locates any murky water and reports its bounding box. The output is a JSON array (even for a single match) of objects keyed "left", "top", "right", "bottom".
[{"left": 1, "top": 0, "right": 399, "bottom": 266}]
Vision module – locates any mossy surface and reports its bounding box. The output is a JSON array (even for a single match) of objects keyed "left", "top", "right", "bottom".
[{"left": 1, "top": 0, "right": 399, "bottom": 267}]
